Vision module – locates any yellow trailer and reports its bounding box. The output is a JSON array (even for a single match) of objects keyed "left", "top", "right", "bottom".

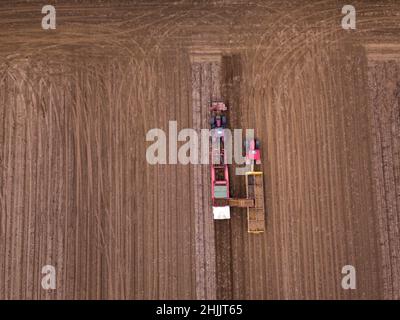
[{"left": 245, "top": 171, "right": 265, "bottom": 233}]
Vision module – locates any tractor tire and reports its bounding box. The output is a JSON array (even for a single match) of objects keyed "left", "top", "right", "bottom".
[
  {"left": 221, "top": 115, "right": 227, "bottom": 126},
  {"left": 209, "top": 116, "right": 215, "bottom": 127}
]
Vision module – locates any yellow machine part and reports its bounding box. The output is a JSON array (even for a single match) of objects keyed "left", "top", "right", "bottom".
[{"left": 245, "top": 171, "right": 265, "bottom": 233}]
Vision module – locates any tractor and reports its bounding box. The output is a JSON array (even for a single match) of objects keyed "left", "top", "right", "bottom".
[{"left": 210, "top": 101, "right": 230, "bottom": 219}]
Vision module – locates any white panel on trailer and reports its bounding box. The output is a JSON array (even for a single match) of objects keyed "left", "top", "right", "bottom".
[{"left": 212, "top": 206, "right": 231, "bottom": 220}]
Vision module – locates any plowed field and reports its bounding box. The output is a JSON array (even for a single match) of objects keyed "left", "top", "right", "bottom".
[{"left": 0, "top": 0, "right": 400, "bottom": 299}]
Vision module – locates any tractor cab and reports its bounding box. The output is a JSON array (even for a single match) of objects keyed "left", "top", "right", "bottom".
[{"left": 210, "top": 115, "right": 227, "bottom": 129}]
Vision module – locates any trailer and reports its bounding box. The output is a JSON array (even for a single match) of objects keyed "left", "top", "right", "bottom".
[
  {"left": 243, "top": 138, "right": 265, "bottom": 233},
  {"left": 245, "top": 171, "right": 265, "bottom": 233}
]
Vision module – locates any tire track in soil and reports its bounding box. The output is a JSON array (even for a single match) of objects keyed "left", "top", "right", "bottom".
[{"left": 191, "top": 56, "right": 220, "bottom": 299}]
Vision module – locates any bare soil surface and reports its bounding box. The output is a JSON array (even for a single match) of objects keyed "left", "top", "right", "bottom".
[
  {"left": 367, "top": 59, "right": 400, "bottom": 299},
  {"left": 0, "top": 0, "right": 400, "bottom": 299}
]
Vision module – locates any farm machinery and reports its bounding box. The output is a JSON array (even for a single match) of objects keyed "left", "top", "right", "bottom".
[{"left": 209, "top": 101, "right": 266, "bottom": 233}]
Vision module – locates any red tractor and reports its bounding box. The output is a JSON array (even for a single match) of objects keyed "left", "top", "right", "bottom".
[
  {"left": 210, "top": 101, "right": 230, "bottom": 219},
  {"left": 244, "top": 139, "right": 261, "bottom": 166}
]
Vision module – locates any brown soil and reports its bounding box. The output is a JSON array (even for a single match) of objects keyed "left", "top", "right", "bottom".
[{"left": 0, "top": 0, "right": 400, "bottom": 299}]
